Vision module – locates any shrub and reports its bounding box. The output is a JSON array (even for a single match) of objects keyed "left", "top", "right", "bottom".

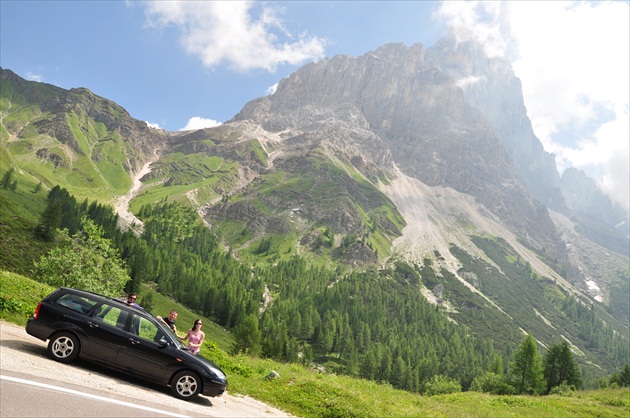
[
  {"left": 0, "top": 295, "right": 31, "bottom": 315},
  {"left": 33, "top": 217, "right": 129, "bottom": 297},
  {"left": 470, "top": 372, "right": 514, "bottom": 395},
  {"left": 549, "top": 382, "right": 574, "bottom": 397},
  {"left": 422, "top": 375, "right": 462, "bottom": 396}
]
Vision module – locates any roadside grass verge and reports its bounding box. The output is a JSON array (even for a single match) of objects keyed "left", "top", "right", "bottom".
[
  {"left": 0, "top": 270, "right": 54, "bottom": 324},
  {"left": 214, "top": 356, "right": 630, "bottom": 418},
  {"left": 1, "top": 270, "right": 629, "bottom": 417}
]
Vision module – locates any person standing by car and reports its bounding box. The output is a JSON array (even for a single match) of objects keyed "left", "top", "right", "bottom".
[
  {"left": 125, "top": 293, "right": 143, "bottom": 309},
  {"left": 158, "top": 310, "right": 178, "bottom": 334},
  {"left": 182, "top": 319, "right": 204, "bottom": 354}
]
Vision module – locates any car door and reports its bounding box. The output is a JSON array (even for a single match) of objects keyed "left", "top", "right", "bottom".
[
  {"left": 82, "top": 302, "right": 130, "bottom": 363},
  {"left": 115, "top": 313, "right": 176, "bottom": 383}
]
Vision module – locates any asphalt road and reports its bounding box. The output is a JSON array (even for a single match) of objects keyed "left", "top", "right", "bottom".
[
  {"left": 0, "top": 321, "right": 289, "bottom": 418},
  {"left": 1, "top": 373, "right": 189, "bottom": 417}
]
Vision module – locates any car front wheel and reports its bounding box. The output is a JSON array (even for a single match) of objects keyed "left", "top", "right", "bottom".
[
  {"left": 47, "top": 332, "right": 80, "bottom": 363},
  {"left": 171, "top": 370, "right": 201, "bottom": 400}
]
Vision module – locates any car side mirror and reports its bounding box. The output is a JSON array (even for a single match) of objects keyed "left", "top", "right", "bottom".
[{"left": 157, "top": 338, "right": 169, "bottom": 348}]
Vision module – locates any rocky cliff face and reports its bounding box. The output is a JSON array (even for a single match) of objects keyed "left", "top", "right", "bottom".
[
  {"left": 561, "top": 167, "right": 628, "bottom": 229},
  {"left": 424, "top": 37, "right": 567, "bottom": 213},
  {"left": 232, "top": 39, "right": 571, "bottom": 271}
]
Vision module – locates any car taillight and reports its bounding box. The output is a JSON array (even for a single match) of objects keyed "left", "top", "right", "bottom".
[{"left": 32, "top": 302, "right": 41, "bottom": 319}]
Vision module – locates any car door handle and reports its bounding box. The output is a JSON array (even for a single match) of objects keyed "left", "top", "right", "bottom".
[
  {"left": 129, "top": 338, "right": 140, "bottom": 345},
  {"left": 88, "top": 322, "right": 99, "bottom": 328}
]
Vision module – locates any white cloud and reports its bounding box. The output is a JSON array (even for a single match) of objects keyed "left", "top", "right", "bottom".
[
  {"left": 437, "top": 1, "right": 630, "bottom": 211},
  {"left": 266, "top": 82, "right": 279, "bottom": 95},
  {"left": 26, "top": 72, "right": 44, "bottom": 82},
  {"left": 180, "top": 116, "right": 222, "bottom": 131},
  {"left": 145, "top": 121, "right": 162, "bottom": 129},
  {"left": 142, "top": 1, "right": 326, "bottom": 72}
]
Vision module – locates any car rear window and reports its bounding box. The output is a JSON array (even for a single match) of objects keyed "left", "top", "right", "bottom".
[{"left": 54, "top": 293, "right": 98, "bottom": 314}]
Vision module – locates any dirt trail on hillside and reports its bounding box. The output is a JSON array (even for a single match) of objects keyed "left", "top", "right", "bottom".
[
  {"left": 114, "top": 161, "right": 153, "bottom": 234},
  {"left": 0, "top": 321, "right": 291, "bottom": 417}
]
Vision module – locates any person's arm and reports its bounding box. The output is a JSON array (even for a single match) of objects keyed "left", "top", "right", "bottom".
[
  {"left": 193, "top": 332, "right": 205, "bottom": 349},
  {"left": 159, "top": 317, "right": 179, "bottom": 337},
  {"left": 181, "top": 331, "right": 190, "bottom": 342}
]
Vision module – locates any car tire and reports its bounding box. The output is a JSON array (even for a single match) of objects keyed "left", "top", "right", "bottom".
[
  {"left": 47, "top": 332, "right": 80, "bottom": 363},
  {"left": 171, "top": 370, "right": 201, "bottom": 400}
]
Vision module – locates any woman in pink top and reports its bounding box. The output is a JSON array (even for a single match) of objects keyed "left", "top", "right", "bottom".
[{"left": 182, "top": 319, "right": 205, "bottom": 354}]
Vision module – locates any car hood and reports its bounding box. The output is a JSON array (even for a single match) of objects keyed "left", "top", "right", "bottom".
[{"left": 177, "top": 348, "right": 227, "bottom": 382}]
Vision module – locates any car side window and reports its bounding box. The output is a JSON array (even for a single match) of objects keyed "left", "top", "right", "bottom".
[
  {"left": 135, "top": 316, "right": 165, "bottom": 343},
  {"left": 93, "top": 303, "right": 129, "bottom": 330},
  {"left": 54, "top": 293, "right": 98, "bottom": 314}
]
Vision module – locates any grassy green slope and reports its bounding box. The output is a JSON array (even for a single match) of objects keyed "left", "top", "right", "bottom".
[
  {"left": 0, "top": 178, "right": 53, "bottom": 276},
  {"left": 128, "top": 126, "right": 406, "bottom": 268},
  {"left": 3, "top": 114, "right": 131, "bottom": 203},
  {"left": 0, "top": 73, "right": 155, "bottom": 204}
]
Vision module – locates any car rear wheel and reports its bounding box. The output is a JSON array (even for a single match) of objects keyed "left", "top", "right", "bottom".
[
  {"left": 171, "top": 370, "right": 201, "bottom": 400},
  {"left": 47, "top": 332, "right": 80, "bottom": 363}
]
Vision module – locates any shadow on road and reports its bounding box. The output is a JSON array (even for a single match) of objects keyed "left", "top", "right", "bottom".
[{"left": 0, "top": 337, "right": 43, "bottom": 356}]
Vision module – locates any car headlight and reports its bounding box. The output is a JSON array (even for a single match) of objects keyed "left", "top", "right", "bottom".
[{"left": 209, "top": 366, "right": 226, "bottom": 381}]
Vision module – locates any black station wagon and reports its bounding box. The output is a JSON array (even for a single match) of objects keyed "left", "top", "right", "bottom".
[{"left": 26, "top": 287, "right": 227, "bottom": 400}]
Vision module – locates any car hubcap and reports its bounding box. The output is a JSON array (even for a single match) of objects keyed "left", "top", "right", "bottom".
[
  {"left": 52, "top": 337, "right": 74, "bottom": 358},
  {"left": 176, "top": 375, "right": 198, "bottom": 397}
]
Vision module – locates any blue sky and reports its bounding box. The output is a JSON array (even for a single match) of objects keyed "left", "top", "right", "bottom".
[
  {"left": 1, "top": 1, "right": 628, "bottom": 210},
  {"left": 1, "top": 1, "right": 443, "bottom": 130}
]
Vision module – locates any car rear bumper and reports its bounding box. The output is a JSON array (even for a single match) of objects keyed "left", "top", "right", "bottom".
[{"left": 25, "top": 318, "right": 52, "bottom": 341}]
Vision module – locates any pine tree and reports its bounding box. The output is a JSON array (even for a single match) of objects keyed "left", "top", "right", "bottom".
[
  {"left": 360, "top": 348, "right": 377, "bottom": 380},
  {"left": 509, "top": 334, "right": 545, "bottom": 394},
  {"left": 490, "top": 354, "right": 504, "bottom": 375},
  {"left": 543, "top": 341, "right": 582, "bottom": 393},
  {"left": 36, "top": 200, "right": 62, "bottom": 241},
  {"left": 622, "top": 364, "right": 630, "bottom": 387},
  {"left": 232, "top": 314, "right": 261, "bottom": 356}
]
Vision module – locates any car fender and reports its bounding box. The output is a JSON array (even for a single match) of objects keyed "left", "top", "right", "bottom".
[
  {"left": 168, "top": 358, "right": 219, "bottom": 385},
  {"left": 47, "top": 322, "right": 88, "bottom": 342}
]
